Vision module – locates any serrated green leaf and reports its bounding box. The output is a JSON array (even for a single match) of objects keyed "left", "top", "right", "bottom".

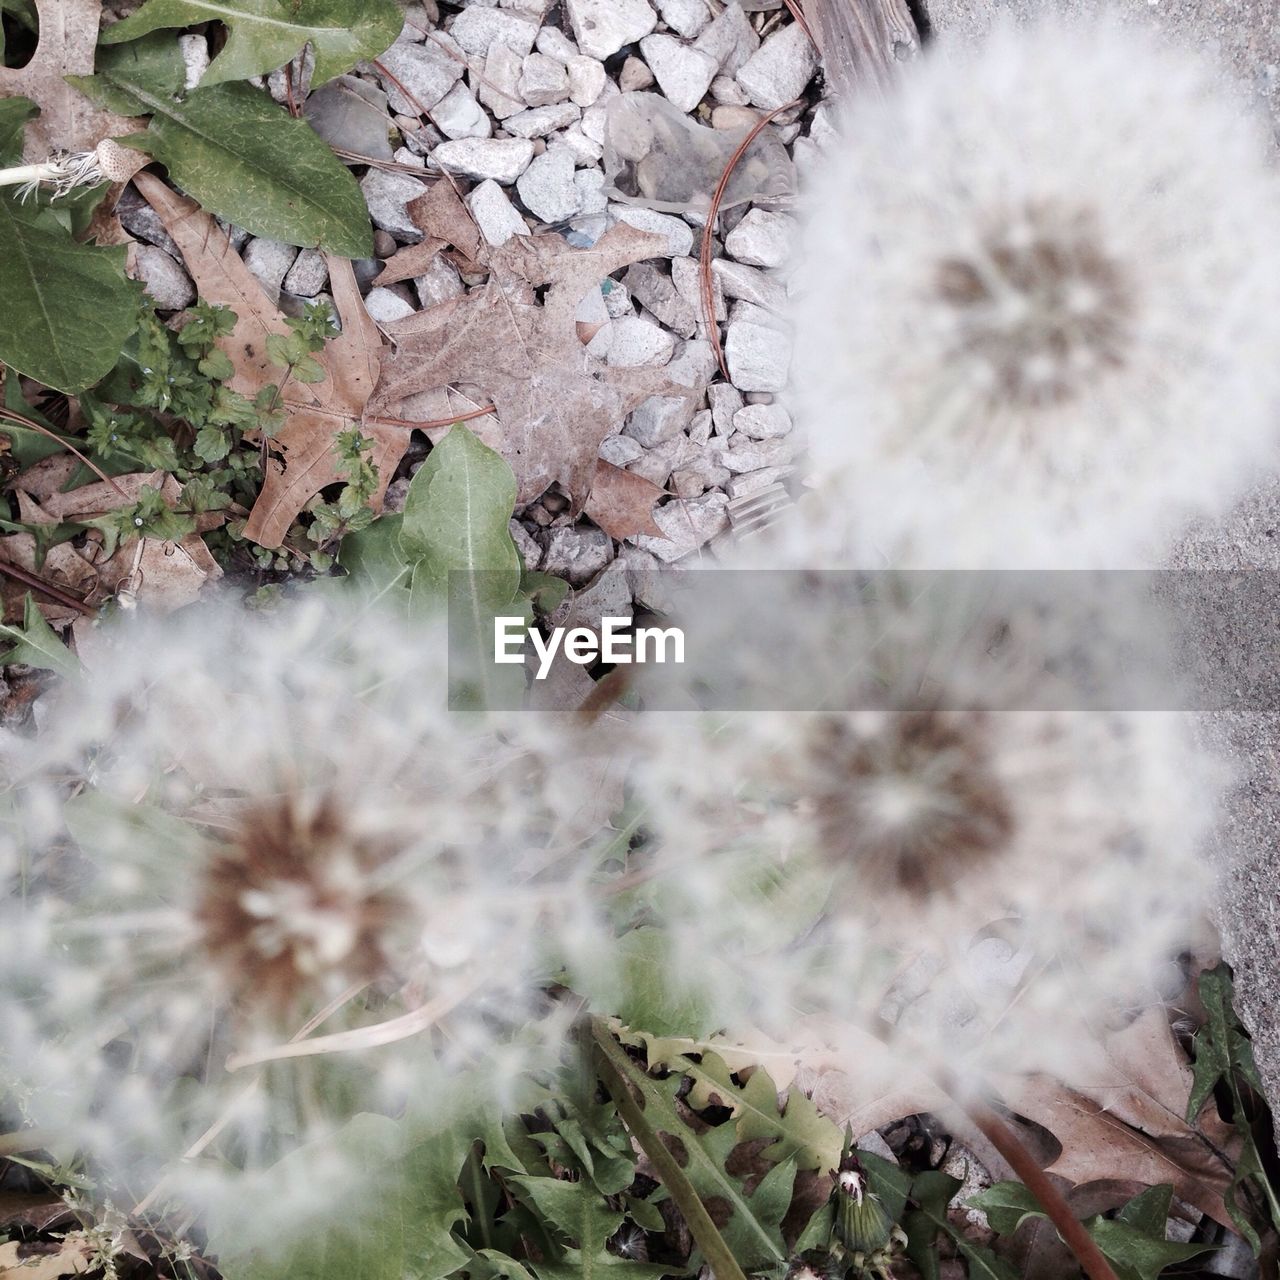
[
  {"left": 968, "top": 1180, "right": 1046, "bottom": 1239},
  {"left": 0, "top": 595, "right": 80, "bottom": 678},
  {"left": 1085, "top": 1217, "right": 1213, "bottom": 1280},
  {"left": 76, "top": 36, "right": 373, "bottom": 256},
  {"left": 600, "top": 926, "right": 715, "bottom": 1042},
  {"left": 102, "top": 0, "right": 401, "bottom": 89}
]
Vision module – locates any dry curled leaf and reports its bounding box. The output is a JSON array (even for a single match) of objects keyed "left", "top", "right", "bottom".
[
  {"left": 133, "top": 173, "right": 409, "bottom": 548},
  {"left": 0, "top": 1236, "right": 94, "bottom": 1280},
  {"left": 372, "top": 224, "right": 688, "bottom": 508},
  {"left": 583, "top": 460, "right": 664, "bottom": 541},
  {"left": 0, "top": 0, "right": 142, "bottom": 160}
]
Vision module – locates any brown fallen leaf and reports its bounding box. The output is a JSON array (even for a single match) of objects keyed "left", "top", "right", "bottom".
[
  {"left": 372, "top": 225, "right": 690, "bottom": 508},
  {"left": 0, "top": 0, "right": 142, "bottom": 160},
  {"left": 583, "top": 460, "right": 665, "bottom": 541},
  {"left": 134, "top": 173, "right": 411, "bottom": 548},
  {"left": 374, "top": 182, "right": 480, "bottom": 287},
  {"left": 0, "top": 1194, "right": 75, "bottom": 1233},
  {"left": 0, "top": 1237, "right": 94, "bottom": 1280}
]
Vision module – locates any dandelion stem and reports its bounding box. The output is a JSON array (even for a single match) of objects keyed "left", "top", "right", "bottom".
[
  {"left": 591, "top": 1018, "right": 752, "bottom": 1280},
  {"left": 0, "top": 164, "right": 56, "bottom": 190}
]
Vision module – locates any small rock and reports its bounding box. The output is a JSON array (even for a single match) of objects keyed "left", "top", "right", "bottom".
[
  {"left": 658, "top": 0, "right": 711, "bottom": 39},
  {"left": 306, "top": 75, "right": 395, "bottom": 159},
  {"left": 600, "top": 435, "right": 645, "bottom": 466},
  {"left": 504, "top": 102, "right": 582, "bottom": 138},
  {"left": 712, "top": 258, "right": 787, "bottom": 311},
  {"left": 283, "top": 248, "right": 328, "bottom": 297},
  {"left": 559, "top": 122, "right": 605, "bottom": 164},
  {"left": 623, "top": 262, "right": 697, "bottom": 339},
  {"left": 432, "top": 81, "right": 491, "bottom": 138},
  {"left": 361, "top": 169, "right": 428, "bottom": 240},
  {"left": 671, "top": 255, "right": 725, "bottom": 323},
  {"left": 611, "top": 205, "right": 695, "bottom": 257},
  {"left": 536, "top": 26, "right": 579, "bottom": 62},
  {"left": 694, "top": 2, "right": 759, "bottom": 74},
  {"left": 519, "top": 51, "right": 571, "bottom": 106},
  {"left": 383, "top": 477, "right": 412, "bottom": 514},
  {"left": 565, "top": 566, "right": 633, "bottom": 632},
  {"left": 728, "top": 298, "right": 789, "bottom": 332},
  {"left": 671, "top": 446, "right": 730, "bottom": 495},
  {"left": 397, "top": 4, "right": 433, "bottom": 40},
  {"left": 688, "top": 408, "right": 713, "bottom": 444},
  {"left": 542, "top": 524, "right": 614, "bottom": 585},
  {"left": 619, "top": 54, "right": 656, "bottom": 92},
  {"left": 710, "top": 74, "right": 749, "bottom": 105},
  {"left": 134, "top": 244, "right": 195, "bottom": 310},
  {"left": 602, "top": 278, "right": 633, "bottom": 318},
  {"left": 666, "top": 337, "right": 717, "bottom": 388},
  {"left": 243, "top": 237, "right": 298, "bottom": 291},
  {"left": 476, "top": 44, "right": 525, "bottom": 119},
  {"left": 619, "top": 544, "right": 672, "bottom": 610},
  {"left": 576, "top": 285, "right": 610, "bottom": 329},
  {"left": 364, "top": 287, "right": 417, "bottom": 323},
  {"left": 733, "top": 402, "right": 792, "bottom": 439},
  {"left": 628, "top": 433, "right": 700, "bottom": 486},
  {"left": 566, "top": 55, "right": 607, "bottom": 106},
  {"left": 178, "top": 34, "right": 209, "bottom": 90},
  {"left": 711, "top": 103, "right": 762, "bottom": 130},
  {"left": 724, "top": 208, "right": 794, "bottom": 268},
  {"left": 516, "top": 145, "right": 581, "bottom": 223},
  {"left": 432, "top": 137, "right": 535, "bottom": 183},
  {"left": 574, "top": 167, "right": 608, "bottom": 213},
  {"left": 725, "top": 466, "right": 793, "bottom": 499},
  {"left": 712, "top": 435, "right": 795, "bottom": 472},
  {"left": 469, "top": 177, "right": 532, "bottom": 245},
  {"left": 707, "top": 382, "right": 744, "bottom": 436},
  {"left": 639, "top": 33, "right": 718, "bottom": 112},
  {"left": 564, "top": 0, "right": 658, "bottom": 61},
  {"left": 217, "top": 218, "right": 250, "bottom": 252},
  {"left": 373, "top": 227, "right": 399, "bottom": 258},
  {"left": 414, "top": 254, "right": 466, "bottom": 307},
  {"left": 636, "top": 492, "right": 729, "bottom": 562},
  {"left": 607, "top": 316, "right": 676, "bottom": 367},
  {"left": 625, "top": 394, "right": 694, "bottom": 447},
  {"left": 725, "top": 319, "right": 791, "bottom": 392},
  {"left": 510, "top": 520, "right": 543, "bottom": 571},
  {"left": 116, "top": 188, "right": 182, "bottom": 259},
  {"left": 735, "top": 21, "right": 818, "bottom": 109},
  {"left": 450, "top": 6, "right": 539, "bottom": 57},
  {"left": 375, "top": 40, "right": 464, "bottom": 113}
]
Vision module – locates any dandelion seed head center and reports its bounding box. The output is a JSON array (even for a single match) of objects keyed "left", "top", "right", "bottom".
[
  {"left": 807, "top": 712, "right": 1014, "bottom": 896},
  {"left": 194, "top": 795, "right": 406, "bottom": 1011},
  {"left": 934, "top": 201, "right": 1134, "bottom": 408}
]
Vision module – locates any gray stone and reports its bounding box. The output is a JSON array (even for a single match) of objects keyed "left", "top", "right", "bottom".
[
  {"left": 510, "top": 519, "right": 543, "bottom": 571},
  {"left": 735, "top": 21, "right": 818, "bottom": 109},
  {"left": 243, "top": 237, "right": 298, "bottom": 291},
  {"left": 607, "top": 316, "right": 677, "bottom": 367},
  {"left": 618, "top": 544, "right": 672, "bottom": 611},
  {"left": 134, "top": 244, "right": 195, "bottom": 310},
  {"left": 116, "top": 189, "right": 182, "bottom": 259},
  {"left": 559, "top": 122, "right": 606, "bottom": 164},
  {"left": 450, "top": 6, "right": 539, "bottom": 57},
  {"left": 733, "top": 402, "right": 792, "bottom": 439},
  {"left": 364, "top": 286, "right": 417, "bottom": 323},
  {"left": 636, "top": 492, "right": 729, "bottom": 561},
  {"left": 658, "top": 0, "right": 712, "bottom": 39},
  {"left": 711, "top": 435, "right": 795, "bottom": 472},
  {"left": 625, "top": 395, "right": 694, "bottom": 448},
  {"left": 600, "top": 435, "right": 645, "bottom": 466},
  {"left": 433, "top": 81, "right": 491, "bottom": 138},
  {"left": 629, "top": 434, "right": 700, "bottom": 486},
  {"left": 724, "top": 208, "right": 795, "bottom": 268},
  {"left": 640, "top": 34, "right": 719, "bottom": 112},
  {"left": 504, "top": 103, "right": 582, "bottom": 138},
  {"left": 566, "top": 55, "right": 607, "bottom": 107},
  {"left": 304, "top": 75, "right": 394, "bottom": 160},
  {"left": 727, "top": 299, "right": 789, "bottom": 332},
  {"left": 665, "top": 337, "right": 717, "bottom": 388},
  {"left": 623, "top": 262, "right": 697, "bottom": 338},
  {"left": 432, "top": 137, "right": 535, "bottom": 182},
  {"left": 516, "top": 145, "right": 582, "bottom": 223},
  {"left": 619, "top": 55, "right": 657, "bottom": 92},
  {"left": 602, "top": 278, "right": 634, "bottom": 318},
  {"left": 476, "top": 43, "right": 525, "bottom": 119},
  {"left": 375, "top": 40, "right": 464, "bottom": 113},
  {"left": 610, "top": 205, "right": 695, "bottom": 257},
  {"left": 565, "top": 567, "right": 633, "bottom": 632},
  {"left": 542, "top": 524, "right": 615, "bottom": 584},
  {"left": 179, "top": 34, "right": 210, "bottom": 89},
  {"left": 688, "top": 407, "right": 713, "bottom": 444},
  {"left": 564, "top": 0, "right": 658, "bottom": 61},
  {"left": 283, "top": 248, "right": 328, "bottom": 297},
  {"left": 707, "top": 382, "right": 744, "bottom": 436},
  {"left": 725, "top": 466, "right": 793, "bottom": 499},
  {"left": 671, "top": 450, "right": 730, "bottom": 496},
  {"left": 414, "top": 254, "right": 466, "bottom": 307},
  {"left": 467, "top": 178, "right": 530, "bottom": 246},
  {"left": 536, "top": 25, "right": 580, "bottom": 62},
  {"left": 710, "top": 74, "right": 749, "bottom": 105},
  {"left": 725, "top": 319, "right": 790, "bottom": 391},
  {"left": 694, "top": 1, "right": 759, "bottom": 75},
  {"left": 520, "top": 52, "right": 571, "bottom": 106},
  {"left": 361, "top": 169, "right": 428, "bottom": 240},
  {"left": 383, "top": 476, "right": 412, "bottom": 514},
  {"left": 712, "top": 258, "right": 787, "bottom": 311},
  {"left": 574, "top": 167, "right": 608, "bottom": 215},
  {"left": 672, "top": 254, "right": 725, "bottom": 324}
]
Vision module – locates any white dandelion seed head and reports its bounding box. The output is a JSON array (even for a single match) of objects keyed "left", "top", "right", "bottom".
[
  {"left": 628, "top": 583, "right": 1221, "bottom": 1084},
  {"left": 788, "top": 11, "right": 1280, "bottom": 568},
  {"left": 0, "top": 596, "right": 597, "bottom": 1220}
]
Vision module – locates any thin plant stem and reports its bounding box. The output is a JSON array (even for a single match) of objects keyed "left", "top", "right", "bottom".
[{"left": 0, "top": 559, "right": 95, "bottom": 617}]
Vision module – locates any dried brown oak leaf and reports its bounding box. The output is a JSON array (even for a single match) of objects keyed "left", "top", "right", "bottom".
[
  {"left": 371, "top": 224, "right": 690, "bottom": 508},
  {"left": 584, "top": 459, "right": 664, "bottom": 540},
  {"left": 0, "top": 0, "right": 142, "bottom": 160},
  {"left": 134, "top": 172, "right": 409, "bottom": 548}
]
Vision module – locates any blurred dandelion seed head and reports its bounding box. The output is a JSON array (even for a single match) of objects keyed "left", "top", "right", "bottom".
[{"left": 788, "top": 12, "right": 1280, "bottom": 567}]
